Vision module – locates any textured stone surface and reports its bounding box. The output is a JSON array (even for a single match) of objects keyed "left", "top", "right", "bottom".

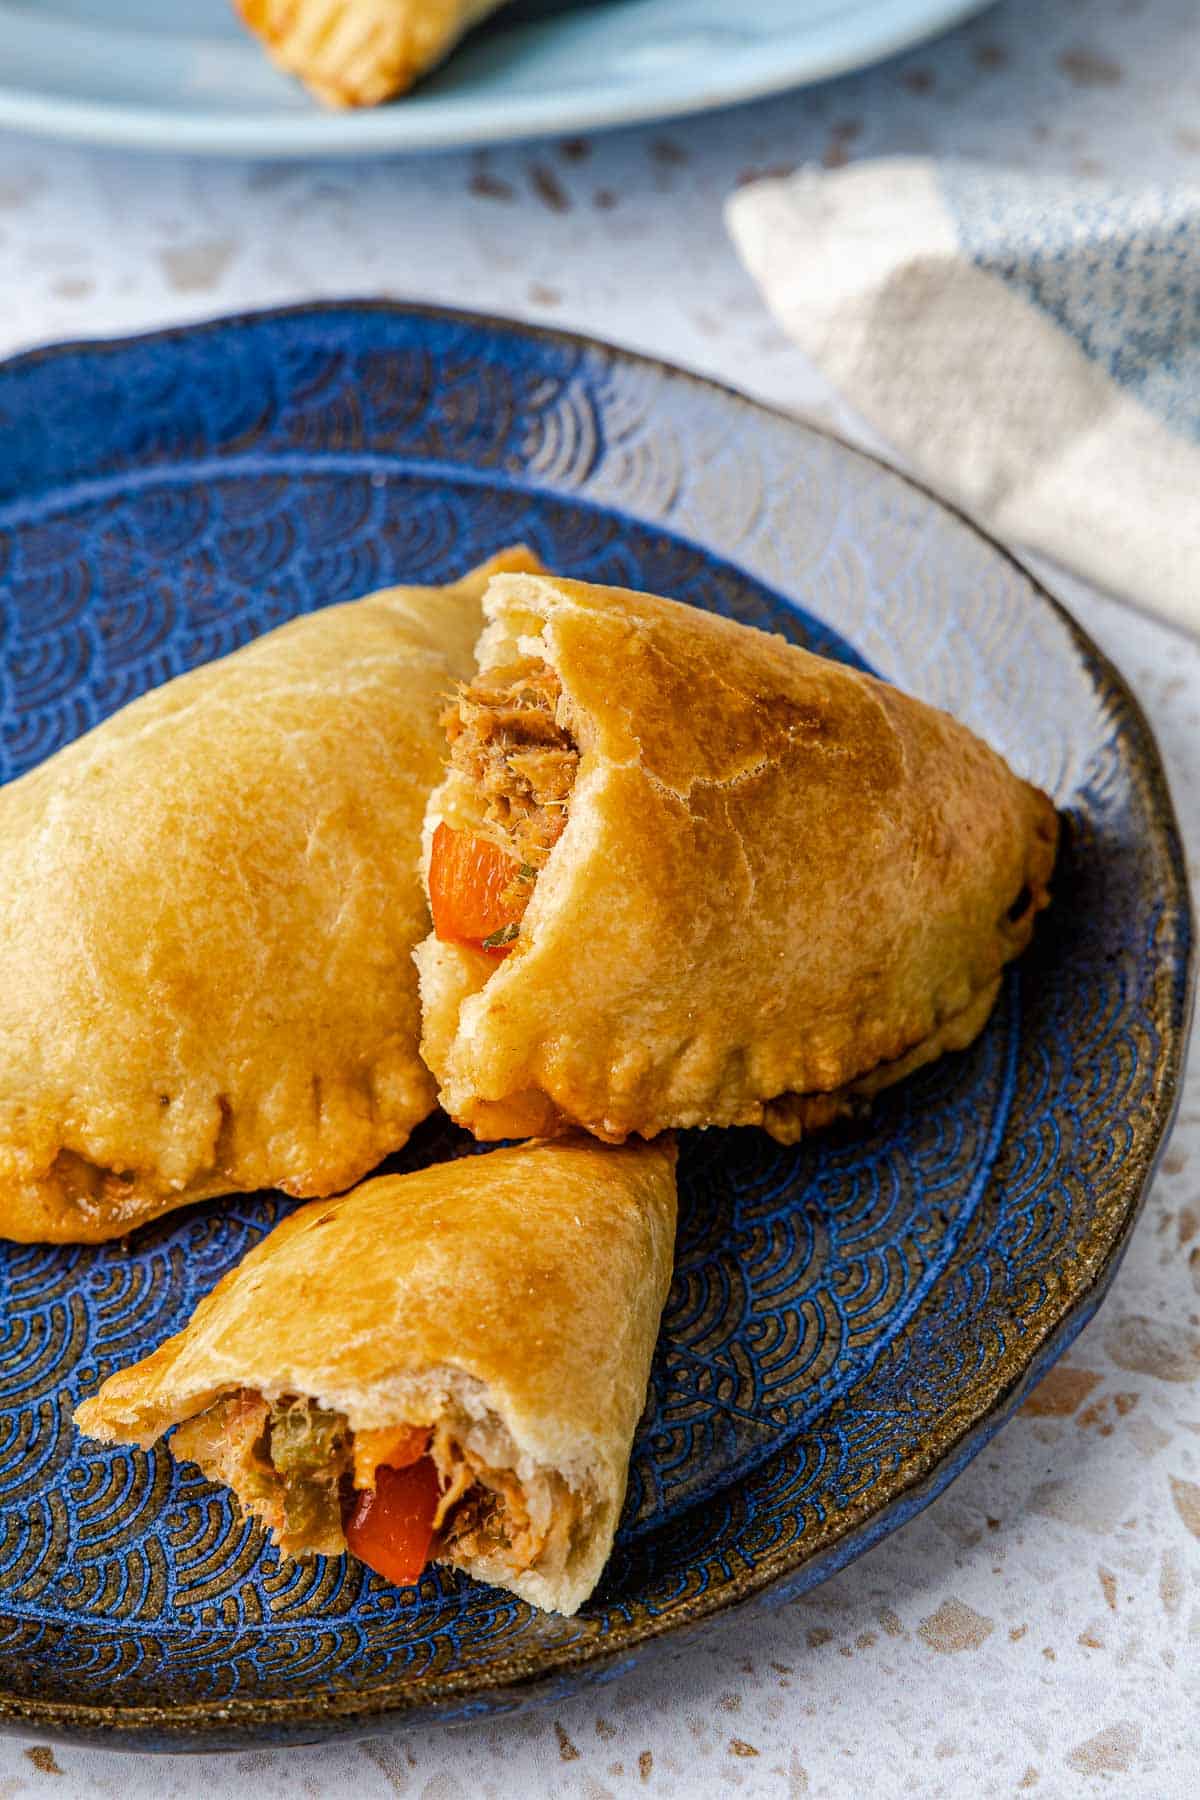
[{"left": 1, "top": 0, "right": 1198, "bottom": 1791}]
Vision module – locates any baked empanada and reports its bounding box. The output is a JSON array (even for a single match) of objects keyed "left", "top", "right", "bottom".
[
  {"left": 76, "top": 1136, "right": 677, "bottom": 1617},
  {"left": 0, "top": 547, "right": 542, "bottom": 1245},
  {"left": 236, "top": 0, "right": 507, "bottom": 107},
  {"left": 416, "top": 572, "right": 1059, "bottom": 1143}
]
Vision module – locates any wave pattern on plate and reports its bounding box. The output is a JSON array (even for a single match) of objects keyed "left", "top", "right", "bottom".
[{"left": 0, "top": 306, "right": 1188, "bottom": 1741}]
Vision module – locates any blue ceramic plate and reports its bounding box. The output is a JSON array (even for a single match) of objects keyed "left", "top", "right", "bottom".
[
  {"left": 0, "top": 0, "right": 991, "bottom": 155},
  {"left": 0, "top": 303, "right": 1190, "bottom": 1749}
]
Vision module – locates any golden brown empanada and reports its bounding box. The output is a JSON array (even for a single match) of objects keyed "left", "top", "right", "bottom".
[
  {"left": 236, "top": 0, "right": 507, "bottom": 107},
  {"left": 76, "top": 1136, "right": 678, "bottom": 1617},
  {"left": 0, "top": 547, "right": 542, "bottom": 1245},
  {"left": 416, "top": 572, "right": 1059, "bottom": 1143}
]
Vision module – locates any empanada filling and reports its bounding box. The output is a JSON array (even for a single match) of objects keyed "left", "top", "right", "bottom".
[
  {"left": 430, "top": 657, "right": 579, "bottom": 955},
  {"left": 171, "top": 1389, "right": 584, "bottom": 1589}
]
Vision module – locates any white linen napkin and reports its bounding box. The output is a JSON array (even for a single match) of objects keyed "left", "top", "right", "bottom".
[{"left": 727, "top": 158, "right": 1200, "bottom": 634}]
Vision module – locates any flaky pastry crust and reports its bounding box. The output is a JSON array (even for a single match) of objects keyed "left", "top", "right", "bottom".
[
  {"left": 76, "top": 1136, "right": 678, "bottom": 1615},
  {"left": 0, "top": 548, "right": 542, "bottom": 1243},
  {"left": 416, "top": 573, "right": 1059, "bottom": 1143},
  {"left": 236, "top": 0, "right": 507, "bottom": 107}
]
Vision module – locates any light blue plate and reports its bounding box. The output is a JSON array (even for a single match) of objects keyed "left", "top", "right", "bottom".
[{"left": 0, "top": 0, "right": 990, "bottom": 155}]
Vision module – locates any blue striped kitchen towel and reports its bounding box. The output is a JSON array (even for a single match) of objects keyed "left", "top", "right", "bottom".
[{"left": 728, "top": 159, "right": 1200, "bottom": 632}]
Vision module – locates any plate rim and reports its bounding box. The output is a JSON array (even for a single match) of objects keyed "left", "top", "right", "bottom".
[
  {"left": 0, "top": 0, "right": 991, "bottom": 155},
  {"left": 0, "top": 299, "right": 1192, "bottom": 1749}
]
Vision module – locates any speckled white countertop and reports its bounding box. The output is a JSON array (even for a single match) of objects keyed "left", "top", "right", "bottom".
[{"left": 1, "top": 0, "right": 1198, "bottom": 1793}]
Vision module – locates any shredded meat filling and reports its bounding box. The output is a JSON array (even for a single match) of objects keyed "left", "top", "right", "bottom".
[
  {"left": 444, "top": 657, "right": 579, "bottom": 875},
  {"left": 172, "top": 1390, "right": 581, "bottom": 1583}
]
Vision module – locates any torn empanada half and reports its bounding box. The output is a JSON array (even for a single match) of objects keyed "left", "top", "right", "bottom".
[
  {"left": 236, "top": 0, "right": 508, "bottom": 107},
  {"left": 76, "top": 1135, "right": 678, "bottom": 1617},
  {"left": 0, "top": 547, "right": 543, "bottom": 1244},
  {"left": 416, "top": 572, "right": 1059, "bottom": 1143}
]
